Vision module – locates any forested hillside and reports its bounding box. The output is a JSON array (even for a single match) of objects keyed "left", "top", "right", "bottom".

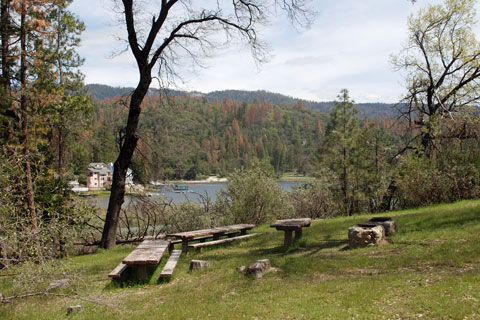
[
  {"left": 72, "top": 92, "right": 401, "bottom": 182},
  {"left": 84, "top": 95, "right": 329, "bottom": 181},
  {"left": 86, "top": 84, "right": 398, "bottom": 119}
]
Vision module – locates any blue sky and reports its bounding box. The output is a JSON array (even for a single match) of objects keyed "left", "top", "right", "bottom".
[{"left": 69, "top": 0, "right": 478, "bottom": 103}]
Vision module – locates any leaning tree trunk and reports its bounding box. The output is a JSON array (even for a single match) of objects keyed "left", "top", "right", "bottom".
[{"left": 100, "top": 75, "right": 151, "bottom": 249}]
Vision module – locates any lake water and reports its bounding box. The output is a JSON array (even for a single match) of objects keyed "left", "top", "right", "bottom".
[{"left": 86, "top": 181, "right": 305, "bottom": 210}]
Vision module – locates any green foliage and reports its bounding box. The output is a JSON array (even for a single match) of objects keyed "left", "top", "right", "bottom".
[
  {"left": 0, "top": 0, "right": 94, "bottom": 265},
  {"left": 288, "top": 174, "right": 339, "bottom": 219},
  {"left": 0, "top": 149, "right": 96, "bottom": 266},
  {"left": 93, "top": 120, "right": 117, "bottom": 164},
  {"left": 321, "top": 89, "right": 360, "bottom": 215},
  {"left": 215, "top": 162, "right": 292, "bottom": 224},
  {"left": 168, "top": 202, "right": 212, "bottom": 232},
  {"left": 84, "top": 95, "right": 327, "bottom": 180},
  {"left": 396, "top": 149, "right": 480, "bottom": 208},
  {"left": 393, "top": 0, "right": 480, "bottom": 154}
]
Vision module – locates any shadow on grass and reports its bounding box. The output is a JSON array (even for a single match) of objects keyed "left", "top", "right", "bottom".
[
  {"left": 104, "top": 264, "right": 158, "bottom": 289},
  {"left": 194, "top": 236, "right": 350, "bottom": 264},
  {"left": 305, "top": 239, "right": 349, "bottom": 255},
  {"left": 397, "top": 209, "right": 480, "bottom": 233}
]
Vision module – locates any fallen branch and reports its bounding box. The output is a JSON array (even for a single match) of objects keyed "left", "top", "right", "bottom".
[
  {"left": 75, "top": 234, "right": 166, "bottom": 247},
  {"left": 1, "top": 291, "right": 114, "bottom": 308}
]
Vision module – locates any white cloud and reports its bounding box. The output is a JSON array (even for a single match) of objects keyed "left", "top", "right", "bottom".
[{"left": 70, "top": 0, "right": 480, "bottom": 103}]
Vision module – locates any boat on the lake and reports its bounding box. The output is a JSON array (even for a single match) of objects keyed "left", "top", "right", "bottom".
[{"left": 173, "top": 184, "right": 190, "bottom": 192}]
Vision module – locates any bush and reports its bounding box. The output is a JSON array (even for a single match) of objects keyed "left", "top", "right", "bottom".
[
  {"left": 0, "top": 150, "right": 96, "bottom": 267},
  {"left": 288, "top": 180, "right": 338, "bottom": 219},
  {"left": 166, "top": 201, "right": 211, "bottom": 232},
  {"left": 396, "top": 154, "right": 480, "bottom": 208},
  {"left": 214, "top": 164, "right": 292, "bottom": 224}
]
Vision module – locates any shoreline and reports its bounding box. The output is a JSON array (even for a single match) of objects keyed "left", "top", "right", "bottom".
[{"left": 77, "top": 176, "right": 314, "bottom": 197}]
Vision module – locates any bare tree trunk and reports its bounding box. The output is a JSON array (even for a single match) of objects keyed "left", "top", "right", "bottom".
[
  {"left": 1, "top": 0, "right": 14, "bottom": 141},
  {"left": 20, "top": 0, "right": 38, "bottom": 243},
  {"left": 100, "top": 75, "right": 151, "bottom": 249},
  {"left": 342, "top": 103, "right": 349, "bottom": 216},
  {"left": 1, "top": 0, "right": 9, "bottom": 87},
  {"left": 57, "top": 130, "right": 64, "bottom": 170}
]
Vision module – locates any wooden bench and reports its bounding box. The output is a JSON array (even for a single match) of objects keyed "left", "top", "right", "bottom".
[
  {"left": 168, "top": 235, "right": 214, "bottom": 253},
  {"left": 108, "top": 262, "right": 128, "bottom": 278},
  {"left": 159, "top": 250, "right": 182, "bottom": 278},
  {"left": 108, "top": 239, "right": 169, "bottom": 280},
  {"left": 188, "top": 233, "right": 261, "bottom": 251},
  {"left": 167, "top": 224, "right": 256, "bottom": 253}
]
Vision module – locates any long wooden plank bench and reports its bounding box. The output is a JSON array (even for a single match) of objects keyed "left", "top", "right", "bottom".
[
  {"left": 188, "top": 233, "right": 261, "bottom": 251},
  {"left": 108, "top": 263, "right": 128, "bottom": 278},
  {"left": 167, "top": 224, "right": 256, "bottom": 253},
  {"left": 160, "top": 250, "right": 182, "bottom": 278}
]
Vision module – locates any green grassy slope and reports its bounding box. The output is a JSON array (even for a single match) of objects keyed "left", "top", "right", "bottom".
[{"left": 1, "top": 200, "right": 480, "bottom": 319}]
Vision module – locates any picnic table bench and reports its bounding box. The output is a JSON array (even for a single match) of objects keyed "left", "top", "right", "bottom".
[
  {"left": 271, "top": 218, "right": 311, "bottom": 250},
  {"left": 108, "top": 239, "right": 181, "bottom": 280},
  {"left": 167, "top": 224, "right": 257, "bottom": 253}
]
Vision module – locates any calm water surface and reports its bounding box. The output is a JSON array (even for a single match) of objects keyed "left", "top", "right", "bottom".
[{"left": 87, "top": 181, "right": 305, "bottom": 210}]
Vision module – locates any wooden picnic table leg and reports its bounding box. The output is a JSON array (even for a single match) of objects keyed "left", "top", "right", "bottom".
[
  {"left": 284, "top": 230, "right": 293, "bottom": 249},
  {"left": 294, "top": 228, "right": 303, "bottom": 240},
  {"left": 182, "top": 238, "right": 188, "bottom": 254},
  {"left": 136, "top": 265, "right": 148, "bottom": 280},
  {"left": 213, "top": 233, "right": 224, "bottom": 240}
]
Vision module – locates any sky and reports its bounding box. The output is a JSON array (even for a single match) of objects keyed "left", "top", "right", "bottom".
[{"left": 69, "top": 0, "right": 478, "bottom": 103}]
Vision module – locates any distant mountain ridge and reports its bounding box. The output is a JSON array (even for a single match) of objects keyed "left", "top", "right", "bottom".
[{"left": 85, "top": 84, "right": 398, "bottom": 118}]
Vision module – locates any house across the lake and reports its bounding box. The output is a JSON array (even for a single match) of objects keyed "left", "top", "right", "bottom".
[
  {"left": 86, "top": 163, "right": 113, "bottom": 189},
  {"left": 86, "top": 162, "right": 134, "bottom": 190}
]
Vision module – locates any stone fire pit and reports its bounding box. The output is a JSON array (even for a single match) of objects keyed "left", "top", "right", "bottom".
[
  {"left": 368, "top": 217, "right": 396, "bottom": 236},
  {"left": 348, "top": 222, "right": 386, "bottom": 248}
]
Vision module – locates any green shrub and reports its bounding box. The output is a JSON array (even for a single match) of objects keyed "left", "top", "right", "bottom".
[
  {"left": 288, "top": 180, "right": 339, "bottom": 219},
  {"left": 396, "top": 154, "right": 480, "bottom": 208},
  {"left": 214, "top": 164, "right": 292, "bottom": 224}
]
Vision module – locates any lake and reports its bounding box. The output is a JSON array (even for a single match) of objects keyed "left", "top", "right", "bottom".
[{"left": 86, "top": 181, "right": 305, "bottom": 210}]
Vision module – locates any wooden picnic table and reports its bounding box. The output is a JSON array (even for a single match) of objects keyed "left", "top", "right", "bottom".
[
  {"left": 167, "top": 224, "right": 256, "bottom": 253},
  {"left": 121, "top": 239, "right": 169, "bottom": 278},
  {"left": 270, "top": 218, "right": 311, "bottom": 249}
]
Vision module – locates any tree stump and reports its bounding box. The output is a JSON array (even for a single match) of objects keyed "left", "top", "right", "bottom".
[
  {"left": 189, "top": 260, "right": 211, "bottom": 271},
  {"left": 67, "top": 305, "right": 83, "bottom": 315}
]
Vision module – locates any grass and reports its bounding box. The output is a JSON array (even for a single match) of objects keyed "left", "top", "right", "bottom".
[
  {"left": 1, "top": 200, "right": 480, "bottom": 319},
  {"left": 278, "top": 173, "right": 316, "bottom": 182}
]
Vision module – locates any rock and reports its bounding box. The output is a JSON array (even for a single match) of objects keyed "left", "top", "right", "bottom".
[
  {"left": 67, "top": 305, "right": 83, "bottom": 315},
  {"left": 246, "top": 259, "right": 271, "bottom": 279},
  {"left": 368, "top": 217, "right": 397, "bottom": 236},
  {"left": 236, "top": 266, "right": 246, "bottom": 273},
  {"left": 348, "top": 224, "right": 386, "bottom": 248},
  {"left": 46, "top": 279, "right": 70, "bottom": 292},
  {"left": 189, "top": 260, "right": 211, "bottom": 271}
]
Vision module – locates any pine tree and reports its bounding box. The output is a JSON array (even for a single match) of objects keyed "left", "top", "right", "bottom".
[{"left": 322, "top": 89, "right": 359, "bottom": 215}]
